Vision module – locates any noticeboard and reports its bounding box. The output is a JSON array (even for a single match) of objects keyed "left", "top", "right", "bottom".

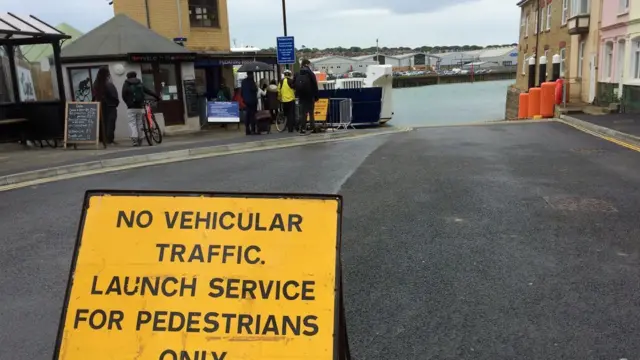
[
  {"left": 64, "top": 102, "right": 101, "bottom": 149},
  {"left": 314, "top": 98, "right": 329, "bottom": 122},
  {"left": 183, "top": 79, "right": 199, "bottom": 117},
  {"left": 207, "top": 101, "right": 240, "bottom": 123},
  {"left": 53, "top": 190, "right": 344, "bottom": 360},
  {"left": 276, "top": 36, "right": 295, "bottom": 65}
]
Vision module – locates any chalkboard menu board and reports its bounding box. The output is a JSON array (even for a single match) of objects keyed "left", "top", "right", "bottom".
[
  {"left": 64, "top": 102, "right": 100, "bottom": 148},
  {"left": 183, "top": 79, "right": 199, "bottom": 117}
]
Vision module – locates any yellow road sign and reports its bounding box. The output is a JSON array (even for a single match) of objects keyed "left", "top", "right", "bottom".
[
  {"left": 314, "top": 98, "right": 329, "bottom": 122},
  {"left": 54, "top": 191, "right": 343, "bottom": 360}
]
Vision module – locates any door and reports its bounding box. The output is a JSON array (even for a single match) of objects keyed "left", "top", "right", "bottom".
[
  {"left": 141, "top": 63, "right": 185, "bottom": 126},
  {"left": 618, "top": 40, "right": 626, "bottom": 99},
  {"left": 588, "top": 54, "right": 596, "bottom": 103}
]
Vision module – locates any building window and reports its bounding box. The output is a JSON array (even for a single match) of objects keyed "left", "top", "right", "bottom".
[
  {"left": 525, "top": 13, "right": 530, "bottom": 36},
  {"left": 604, "top": 42, "right": 614, "bottom": 80},
  {"left": 534, "top": 10, "right": 538, "bottom": 33},
  {"left": 570, "top": 0, "right": 589, "bottom": 17},
  {"left": 546, "top": 5, "right": 552, "bottom": 30},
  {"left": 562, "top": 0, "right": 569, "bottom": 24},
  {"left": 502, "top": 61, "right": 513, "bottom": 66},
  {"left": 633, "top": 39, "right": 640, "bottom": 79},
  {"left": 522, "top": 54, "right": 528, "bottom": 74},
  {"left": 578, "top": 41, "right": 585, "bottom": 78},
  {"left": 619, "top": 0, "right": 629, "bottom": 13},
  {"left": 68, "top": 66, "right": 103, "bottom": 102},
  {"left": 521, "top": 11, "right": 526, "bottom": 29},
  {"left": 188, "top": 0, "right": 219, "bottom": 28},
  {"left": 560, "top": 48, "right": 566, "bottom": 77},
  {"left": 542, "top": 7, "right": 546, "bottom": 32}
]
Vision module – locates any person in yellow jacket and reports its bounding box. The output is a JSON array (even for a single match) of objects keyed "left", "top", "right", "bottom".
[{"left": 278, "top": 70, "right": 297, "bottom": 133}]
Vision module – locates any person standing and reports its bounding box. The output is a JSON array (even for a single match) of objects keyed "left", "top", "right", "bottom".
[
  {"left": 294, "top": 59, "right": 319, "bottom": 135},
  {"left": 92, "top": 66, "right": 119, "bottom": 145},
  {"left": 241, "top": 72, "right": 258, "bottom": 135},
  {"left": 121, "top": 71, "right": 159, "bottom": 146},
  {"left": 278, "top": 70, "right": 296, "bottom": 132},
  {"left": 266, "top": 79, "right": 279, "bottom": 122}
]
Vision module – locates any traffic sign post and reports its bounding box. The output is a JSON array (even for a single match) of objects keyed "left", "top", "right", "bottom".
[{"left": 277, "top": 36, "right": 296, "bottom": 65}]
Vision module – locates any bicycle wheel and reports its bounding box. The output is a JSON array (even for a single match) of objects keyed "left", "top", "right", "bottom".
[
  {"left": 275, "top": 111, "right": 287, "bottom": 132},
  {"left": 142, "top": 112, "right": 154, "bottom": 146},
  {"left": 150, "top": 114, "right": 163, "bottom": 144}
]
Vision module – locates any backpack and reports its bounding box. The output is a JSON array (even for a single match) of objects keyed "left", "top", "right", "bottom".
[
  {"left": 129, "top": 82, "right": 145, "bottom": 104},
  {"left": 216, "top": 89, "right": 227, "bottom": 101},
  {"left": 295, "top": 72, "right": 313, "bottom": 96}
]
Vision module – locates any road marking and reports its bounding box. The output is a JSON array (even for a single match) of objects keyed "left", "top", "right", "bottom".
[
  {"left": 410, "top": 119, "right": 552, "bottom": 128},
  {"left": 558, "top": 120, "right": 640, "bottom": 153},
  {"left": 0, "top": 129, "right": 410, "bottom": 193}
]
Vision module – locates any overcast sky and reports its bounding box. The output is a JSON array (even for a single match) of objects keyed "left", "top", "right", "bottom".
[{"left": 5, "top": 0, "right": 519, "bottom": 49}]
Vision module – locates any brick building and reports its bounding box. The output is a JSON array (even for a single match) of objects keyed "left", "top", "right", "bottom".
[
  {"left": 112, "top": 0, "right": 278, "bottom": 99},
  {"left": 515, "top": 0, "right": 572, "bottom": 93},
  {"left": 112, "top": 0, "right": 231, "bottom": 52}
]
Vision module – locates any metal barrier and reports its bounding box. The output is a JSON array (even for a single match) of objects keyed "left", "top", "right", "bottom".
[{"left": 327, "top": 98, "right": 354, "bottom": 130}]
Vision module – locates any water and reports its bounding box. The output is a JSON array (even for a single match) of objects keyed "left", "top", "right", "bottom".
[{"left": 390, "top": 80, "right": 513, "bottom": 127}]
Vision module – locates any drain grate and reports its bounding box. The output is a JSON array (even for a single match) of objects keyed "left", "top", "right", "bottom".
[{"left": 543, "top": 196, "right": 618, "bottom": 212}]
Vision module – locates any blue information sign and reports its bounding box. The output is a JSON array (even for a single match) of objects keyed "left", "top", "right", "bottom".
[
  {"left": 277, "top": 36, "right": 296, "bottom": 64},
  {"left": 207, "top": 101, "right": 240, "bottom": 123}
]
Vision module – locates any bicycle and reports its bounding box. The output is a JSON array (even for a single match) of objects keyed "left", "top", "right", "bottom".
[{"left": 142, "top": 99, "right": 163, "bottom": 146}]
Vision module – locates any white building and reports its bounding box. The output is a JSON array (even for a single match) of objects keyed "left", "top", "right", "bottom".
[
  {"left": 310, "top": 55, "right": 376, "bottom": 75},
  {"left": 477, "top": 46, "right": 518, "bottom": 67}
]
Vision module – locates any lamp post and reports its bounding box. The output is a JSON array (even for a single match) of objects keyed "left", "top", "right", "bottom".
[{"left": 281, "top": 0, "right": 290, "bottom": 70}]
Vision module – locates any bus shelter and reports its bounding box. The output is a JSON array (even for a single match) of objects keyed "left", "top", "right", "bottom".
[{"left": 0, "top": 13, "right": 69, "bottom": 145}]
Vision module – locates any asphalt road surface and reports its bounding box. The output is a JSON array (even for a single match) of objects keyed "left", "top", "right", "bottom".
[{"left": 2, "top": 122, "right": 640, "bottom": 359}]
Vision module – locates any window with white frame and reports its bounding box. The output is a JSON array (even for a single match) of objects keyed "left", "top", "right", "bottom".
[
  {"left": 578, "top": 41, "right": 585, "bottom": 78},
  {"left": 542, "top": 7, "right": 546, "bottom": 32},
  {"left": 633, "top": 39, "right": 640, "bottom": 79},
  {"left": 546, "top": 5, "right": 552, "bottom": 30},
  {"left": 521, "top": 11, "right": 526, "bottom": 29},
  {"left": 604, "top": 42, "right": 614, "bottom": 80},
  {"left": 560, "top": 48, "right": 566, "bottom": 77},
  {"left": 562, "top": 0, "right": 569, "bottom": 24},
  {"left": 522, "top": 54, "right": 528, "bottom": 74},
  {"left": 570, "top": 0, "right": 590, "bottom": 17},
  {"left": 534, "top": 10, "right": 539, "bottom": 33},
  {"left": 619, "top": 0, "right": 629, "bottom": 13},
  {"left": 525, "top": 12, "right": 530, "bottom": 36}
]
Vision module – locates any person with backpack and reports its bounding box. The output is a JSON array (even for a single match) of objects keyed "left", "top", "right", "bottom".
[
  {"left": 294, "top": 59, "right": 319, "bottom": 135},
  {"left": 241, "top": 71, "right": 259, "bottom": 135},
  {"left": 278, "top": 70, "right": 296, "bottom": 133},
  {"left": 121, "top": 71, "right": 159, "bottom": 146}
]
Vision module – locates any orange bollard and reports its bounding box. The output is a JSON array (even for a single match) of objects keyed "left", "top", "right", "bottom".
[
  {"left": 528, "top": 87, "right": 541, "bottom": 118},
  {"left": 540, "top": 82, "right": 556, "bottom": 118},
  {"left": 518, "top": 93, "right": 529, "bottom": 119}
]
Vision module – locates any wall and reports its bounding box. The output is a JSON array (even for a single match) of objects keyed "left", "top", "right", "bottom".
[
  {"left": 515, "top": 0, "right": 571, "bottom": 92},
  {"left": 505, "top": 84, "right": 524, "bottom": 120},
  {"left": 113, "top": 0, "right": 231, "bottom": 51},
  {"left": 62, "top": 61, "right": 145, "bottom": 141}
]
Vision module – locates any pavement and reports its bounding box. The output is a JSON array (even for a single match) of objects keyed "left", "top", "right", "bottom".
[
  {"left": 2, "top": 121, "right": 640, "bottom": 359},
  {"left": 570, "top": 113, "right": 640, "bottom": 138},
  {"left": 0, "top": 125, "right": 409, "bottom": 189},
  {"left": 562, "top": 112, "right": 640, "bottom": 150}
]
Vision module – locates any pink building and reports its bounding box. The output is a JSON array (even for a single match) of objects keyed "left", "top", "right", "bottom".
[{"left": 599, "top": 0, "right": 630, "bottom": 87}]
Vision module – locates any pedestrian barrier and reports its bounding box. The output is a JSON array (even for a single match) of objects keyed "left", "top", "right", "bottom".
[
  {"left": 518, "top": 93, "right": 529, "bottom": 119},
  {"left": 540, "top": 82, "right": 555, "bottom": 118},
  {"left": 327, "top": 98, "right": 355, "bottom": 130},
  {"left": 528, "top": 87, "right": 541, "bottom": 118}
]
